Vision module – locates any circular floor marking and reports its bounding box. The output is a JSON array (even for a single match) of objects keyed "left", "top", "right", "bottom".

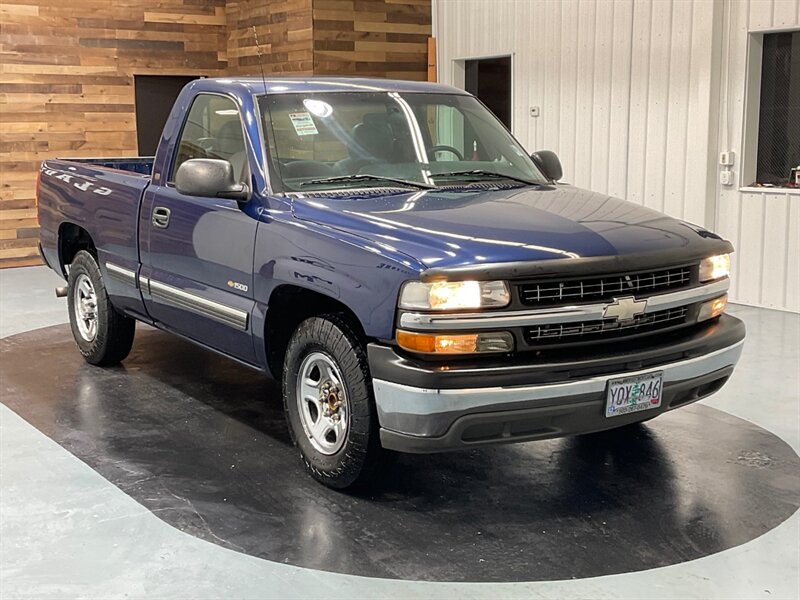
[{"left": 2, "top": 324, "right": 798, "bottom": 582}]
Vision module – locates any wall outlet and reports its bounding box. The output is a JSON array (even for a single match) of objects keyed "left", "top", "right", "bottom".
[
  {"left": 719, "top": 151, "right": 735, "bottom": 167},
  {"left": 719, "top": 170, "right": 734, "bottom": 186},
  {"left": 529, "top": 106, "right": 540, "bottom": 118}
]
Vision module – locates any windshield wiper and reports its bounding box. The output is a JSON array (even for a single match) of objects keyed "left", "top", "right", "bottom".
[
  {"left": 432, "top": 170, "right": 542, "bottom": 187},
  {"left": 300, "top": 174, "right": 435, "bottom": 190}
]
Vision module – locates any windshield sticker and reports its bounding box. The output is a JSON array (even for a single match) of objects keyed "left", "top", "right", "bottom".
[{"left": 289, "top": 112, "right": 318, "bottom": 136}]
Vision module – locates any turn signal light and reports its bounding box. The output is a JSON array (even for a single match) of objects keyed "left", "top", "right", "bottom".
[
  {"left": 697, "top": 294, "right": 728, "bottom": 322},
  {"left": 396, "top": 330, "right": 514, "bottom": 355}
]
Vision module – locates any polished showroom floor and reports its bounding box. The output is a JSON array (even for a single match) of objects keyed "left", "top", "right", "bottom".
[{"left": 1, "top": 266, "right": 799, "bottom": 599}]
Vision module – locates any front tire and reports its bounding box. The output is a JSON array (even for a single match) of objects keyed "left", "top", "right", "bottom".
[
  {"left": 67, "top": 250, "right": 135, "bottom": 366},
  {"left": 282, "top": 314, "right": 381, "bottom": 489}
]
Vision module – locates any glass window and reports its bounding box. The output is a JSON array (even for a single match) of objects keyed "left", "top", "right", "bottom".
[
  {"left": 259, "top": 92, "right": 545, "bottom": 192},
  {"left": 427, "top": 105, "right": 467, "bottom": 160},
  {"left": 755, "top": 31, "right": 800, "bottom": 187},
  {"left": 170, "top": 94, "right": 248, "bottom": 183}
]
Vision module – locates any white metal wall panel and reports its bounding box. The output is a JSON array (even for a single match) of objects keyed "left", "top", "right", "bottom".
[
  {"left": 626, "top": 0, "right": 653, "bottom": 210},
  {"left": 715, "top": 0, "right": 800, "bottom": 312},
  {"left": 435, "top": 0, "right": 715, "bottom": 224},
  {"left": 608, "top": 0, "right": 634, "bottom": 200},
  {"left": 434, "top": 0, "right": 800, "bottom": 312}
]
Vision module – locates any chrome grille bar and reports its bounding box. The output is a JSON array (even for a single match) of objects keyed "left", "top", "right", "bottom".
[
  {"left": 525, "top": 306, "right": 689, "bottom": 344},
  {"left": 518, "top": 266, "right": 692, "bottom": 305}
]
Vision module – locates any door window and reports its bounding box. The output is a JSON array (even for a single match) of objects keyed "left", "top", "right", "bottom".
[{"left": 170, "top": 94, "right": 249, "bottom": 183}]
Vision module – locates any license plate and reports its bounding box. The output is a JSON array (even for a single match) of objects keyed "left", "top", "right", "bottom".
[{"left": 605, "top": 371, "right": 663, "bottom": 418}]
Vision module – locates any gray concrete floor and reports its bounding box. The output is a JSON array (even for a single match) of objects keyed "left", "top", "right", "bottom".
[{"left": 1, "top": 266, "right": 798, "bottom": 599}]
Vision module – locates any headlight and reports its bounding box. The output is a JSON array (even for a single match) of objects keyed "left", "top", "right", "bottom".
[
  {"left": 699, "top": 254, "right": 730, "bottom": 282},
  {"left": 399, "top": 280, "right": 510, "bottom": 311}
]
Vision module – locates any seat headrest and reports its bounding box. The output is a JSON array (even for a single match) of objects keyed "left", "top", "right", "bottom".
[
  {"left": 362, "top": 112, "right": 389, "bottom": 126},
  {"left": 349, "top": 121, "right": 394, "bottom": 161},
  {"left": 216, "top": 120, "right": 244, "bottom": 157}
]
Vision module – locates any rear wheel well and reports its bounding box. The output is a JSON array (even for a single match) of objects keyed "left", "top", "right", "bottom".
[
  {"left": 58, "top": 223, "right": 96, "bottom": 273},
  {"left": 265, "top": 285, "right": 367, "bottom": 378}
]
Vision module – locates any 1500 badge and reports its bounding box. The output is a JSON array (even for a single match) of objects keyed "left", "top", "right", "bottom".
[{"left": 227, "top": 280, "right": 248, "bottom": 292}]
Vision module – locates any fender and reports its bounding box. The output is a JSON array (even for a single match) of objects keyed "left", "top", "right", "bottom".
[{"left": 250, "top": 204, "right": 424, "bottom": 369}]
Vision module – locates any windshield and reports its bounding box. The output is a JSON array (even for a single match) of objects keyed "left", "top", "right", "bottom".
[{"left": 258, "top": 92, "right": 547, "bottom": 192}]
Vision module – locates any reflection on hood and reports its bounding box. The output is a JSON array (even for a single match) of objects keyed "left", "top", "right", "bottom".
[{"left": 292, "top": 185, "right": 722, "bottom": 270}]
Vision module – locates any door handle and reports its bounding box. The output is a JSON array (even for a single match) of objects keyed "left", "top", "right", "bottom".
[{"left": 152, "top": 206, "right": 171, "bottom": 229}]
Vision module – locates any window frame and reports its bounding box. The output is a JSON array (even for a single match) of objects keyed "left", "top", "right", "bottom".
[
  {"left": 741, "top": 28, "right": 800, "bottom": 193},
  {"left": 166, "top": 91, "right": 250, "bottom": 187}
]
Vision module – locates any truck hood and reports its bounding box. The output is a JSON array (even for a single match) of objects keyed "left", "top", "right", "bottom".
[{"left": 291, "top": 185, "right": 730, "bottom": 274}]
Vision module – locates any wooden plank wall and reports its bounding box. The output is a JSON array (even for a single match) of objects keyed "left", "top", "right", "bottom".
[
  {"left": 0, "top": 0, "right": 228, "bottom": 268},
  {"left": 226, "top": 0, "right": 314, "bottom": 75},
  {"left": 227, "top": 0, "right": 432, "bottom": 78},
  {"left": 0, "top": 0, "right": 431, "bottom": 269},
  {"left": 313, "top": 0, "right": 431, "bottom": 80}
]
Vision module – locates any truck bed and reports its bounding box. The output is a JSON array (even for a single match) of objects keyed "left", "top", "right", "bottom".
[
  {"left": 37, "top": 157, "right": 153, "bottom": 281},
  {"left": 55, "top": 156, "right": 154, "bottom": 176}
]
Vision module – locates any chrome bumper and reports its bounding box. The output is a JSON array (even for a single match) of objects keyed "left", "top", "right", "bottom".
[{"left": 372, "top": 337, "right": 744, "bottom": 453}]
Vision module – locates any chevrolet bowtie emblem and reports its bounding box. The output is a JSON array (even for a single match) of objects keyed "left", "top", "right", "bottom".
[{"left": 603, "top": 296, "right": 648, "bottom": 321}]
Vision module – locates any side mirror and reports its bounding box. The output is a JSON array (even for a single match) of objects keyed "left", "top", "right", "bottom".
[
  {"left": 175, "top": 159, "right": 248, "bottom": 201},
  {"left": 530, "top": 150, "right": 563, "bottom": 182}
]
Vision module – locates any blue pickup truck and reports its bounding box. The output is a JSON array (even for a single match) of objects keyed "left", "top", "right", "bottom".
[{"left": 37, "top": 77, "right": 745, "bottom": 488}]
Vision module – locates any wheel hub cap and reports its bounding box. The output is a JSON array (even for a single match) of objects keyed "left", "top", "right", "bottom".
[
  {"left": 73, "top": 273, "right": 98, "bottom": 342},
  {"left": 297, "top": 352, "right": 348, "bottom": 455}
]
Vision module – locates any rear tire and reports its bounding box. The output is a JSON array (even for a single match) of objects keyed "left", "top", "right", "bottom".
[
  {"left": 282, "top": 313, "right": 382, "bottom": 489},
  {"left": 67, "top": 250, "right": 135, "bottom": 366}
]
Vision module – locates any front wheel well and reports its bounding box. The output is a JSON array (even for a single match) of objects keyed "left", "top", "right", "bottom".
[{"left": 265, "top": 285, "right": 367, "bottom": 379}]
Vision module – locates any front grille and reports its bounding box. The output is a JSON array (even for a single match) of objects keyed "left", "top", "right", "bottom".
[
  {"left": 518, "top": 266, "right": 692, "bottom": 306},
  {"left": 524, "top": 306, "right": 690, "bottom": 345}
]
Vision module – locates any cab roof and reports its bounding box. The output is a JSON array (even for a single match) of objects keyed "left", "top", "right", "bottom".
[{"left": 193, "top": 76, "right": 470, "bottom": 96}]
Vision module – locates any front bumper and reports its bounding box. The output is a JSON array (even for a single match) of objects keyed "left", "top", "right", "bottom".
[{"left": 368, "top": 315, "right": 745, "bottom": 453}]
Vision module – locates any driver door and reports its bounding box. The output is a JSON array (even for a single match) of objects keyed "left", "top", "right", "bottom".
[{"left": 140, "top": 93, "right": 259, "bottom": 364}]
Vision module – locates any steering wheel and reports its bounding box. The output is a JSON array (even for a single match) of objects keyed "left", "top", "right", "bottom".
[{"left": 427, "top": 145, "right": 464, "bottom": 161}]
